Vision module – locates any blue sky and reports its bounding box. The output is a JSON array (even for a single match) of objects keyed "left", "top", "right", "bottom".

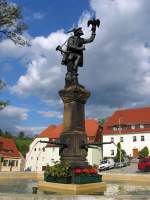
[
  {"left": 1, "top": 0, "right": 150, "bottom": 135},
  {"left": 14, "top": 0, "right": 91, "bottom": 36}
]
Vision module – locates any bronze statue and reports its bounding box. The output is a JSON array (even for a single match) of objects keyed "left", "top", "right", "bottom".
[{"left": 56, "top": 18, "right": 100, "bottom": 87}]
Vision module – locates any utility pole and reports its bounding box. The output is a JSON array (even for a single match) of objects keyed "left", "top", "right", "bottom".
[{"left": 119, "top": 118, "right": 122, "bottom": 168}]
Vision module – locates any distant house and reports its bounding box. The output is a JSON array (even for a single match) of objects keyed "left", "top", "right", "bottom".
[
  {"left": 0, "top": 137, "right": 22, "bottom": 171},
  {"left": 103, "top": 107, "right": 150, "bottom": 158},
  {"left": 25, "top": 119, "right": 103, "bottom": 171}
]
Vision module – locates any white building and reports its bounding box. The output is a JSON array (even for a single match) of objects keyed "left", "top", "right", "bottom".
[
  {"left": 25, "top": 119, "right": 103, "bottom": 171},
  {"left": 103, "top": 107, "right": 150, "bottom": 158}
]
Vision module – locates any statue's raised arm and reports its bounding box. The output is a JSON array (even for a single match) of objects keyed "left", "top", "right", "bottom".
[
  {"left": 83, "top": 18, "right": 100, "bottom": 44},
  {"left": 56, "top": 18, "right": 100, "bottom": 88}
]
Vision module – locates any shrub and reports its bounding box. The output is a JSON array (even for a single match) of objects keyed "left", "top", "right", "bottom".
[
  {"left": 45, "top": 161, "right": 71, "bottom": 178},
  {"left": 114, "top": 142, "right": 126, "bottom": 162},
  {"left": 139, "top": 146, "right": 149, "bottom": 158}
]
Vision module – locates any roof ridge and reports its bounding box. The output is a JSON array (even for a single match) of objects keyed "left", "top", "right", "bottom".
[{"left": 115, "top": 106, "right": 150, "bottom": 113}]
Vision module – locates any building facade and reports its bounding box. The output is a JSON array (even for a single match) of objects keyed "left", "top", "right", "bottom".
[
  {"left": 25, "top": 119, "right": 103, "bottom": 171},
  {"left": 103, "top": 107, "right": 150, "bottom": 158},
  {"left": 0, "top": 137, "right": 22, "bottom": 171}
]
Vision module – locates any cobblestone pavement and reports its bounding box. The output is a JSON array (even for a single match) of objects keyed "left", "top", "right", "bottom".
[{"left": 100, "top": 162, "right": 150, "bottom": 174}]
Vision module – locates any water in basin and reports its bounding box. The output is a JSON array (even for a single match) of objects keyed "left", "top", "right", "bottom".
[{"left": 0, "top": 179, "right": 150, "bottom": 197}]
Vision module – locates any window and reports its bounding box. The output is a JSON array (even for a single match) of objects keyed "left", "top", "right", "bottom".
[
  {"left": 34, "top": 148, "right": 36, "bottom": 151},
  {"left": 127, "top": 125, "right": 131, "bottom": 129},
  {"left": 113, "top": 127, "right": 117, "bottom": 131},
  {"left": 135, "top": 124, "right": 140, "bottom": 129},
  {"left": 43, "top": 147, "right": 45, "bottom": 152},
  {"left": 131, "top": 125, "right": 135, "bottom": 130},
  {"left": 144, "top": 124, "right": 150, "bottom": 128},
  {"left": 16, "top": 160, "right": 18, "bottom": 167},
  {"left": 42, "top": 166, "right": 46, "bottom": 171},
  {"left": 110, "top": 150, "right": 114, "bottom": 156},
  {"left": 120, "top": 137, "right": 123, "bottom": 142},
  {"left": 133, "top": 136, "right": 137, "bottom": 142},
  {"left": 111, "top": 137, "right": 114, "bottom": 142},
  {"left": 11, "top": 160, "right": 15, "bottom": 166},
  {"left": 141, "top": 135, "right": 145, "bottom": 141},
  {"left": 39, "top": 148, "right": 41, "bottom": 151},
  {"left": 3, "top": 160, "right": 8, "bottom": 166},
  {"left": 8, "top": 160, "right": 12, "bottom": 166},
  {"left": 118, "top": 127, "right": 122, "bottom": 130},
  {"left": 140, "top": 124, "right": 144, "bottom": 129},
  {"left": 37, "top": 157, "right": 38, "bottom": 160}
]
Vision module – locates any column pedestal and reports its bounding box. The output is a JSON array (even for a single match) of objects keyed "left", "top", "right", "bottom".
[{"left": 59, "top": 85, "right": 90, "bottom": 167}]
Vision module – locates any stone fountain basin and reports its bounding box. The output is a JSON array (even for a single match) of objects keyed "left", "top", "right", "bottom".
[{"left": 0, "top": 172, "right": 150, "bottom": 199}]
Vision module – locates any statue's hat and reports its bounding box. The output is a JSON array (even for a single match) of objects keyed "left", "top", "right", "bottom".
[{"left": 67, "top": 27, "right": 82, "bottom": 34}]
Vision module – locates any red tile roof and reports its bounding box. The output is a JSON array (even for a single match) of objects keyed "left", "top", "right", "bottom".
[
  {"left": 103, "top": 106, "right": 150, "bottom": 134},
  {"left": 37, "top": 119, "right": 101, "bottom": 139},
  {"left": 0, "top": 137, "right": 21, "bottom": 158},
  {"left": 38, "top": 125, "right": 56, "bottom": 138}
]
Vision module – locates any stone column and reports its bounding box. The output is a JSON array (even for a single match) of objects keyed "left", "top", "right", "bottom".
[{"left": 59, "top": 85, "right": 90, "bottom": 167}]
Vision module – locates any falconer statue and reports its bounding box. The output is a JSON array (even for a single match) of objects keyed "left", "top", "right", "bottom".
[{"left": 56, "top": 18, "right": 100, "bottom": 87}]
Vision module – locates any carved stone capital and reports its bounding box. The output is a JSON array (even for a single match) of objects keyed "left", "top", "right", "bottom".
[{"left": 59, "top": 85, "right": 90, "bottom": 104}]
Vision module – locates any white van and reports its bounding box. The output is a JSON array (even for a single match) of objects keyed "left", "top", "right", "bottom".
[{"left": 98, "top": 158, "right": 115, "bottom": 171}]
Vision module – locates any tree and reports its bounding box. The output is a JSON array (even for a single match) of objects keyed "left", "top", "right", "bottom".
[
  {"left": 139, "top": 146, "right": 149, "bottom": 158},
  {"left": 0, "top": 80, "right": 8, "bottom": 110},
  {"left": 0, "top": 1, "right": 29, "bottom": 110},
  {"left": 0, "top": 0, "right": 29, "bottom": 45},
  {"left": 18, "top": 131, "right": 25, "bottom": 139},
  {"left": 115, "top": 142, "right": 126, "bottom": 162},
  {"left": 0, "top": 129, "right": 4, "bottom": 136},
  {"left": 99, "top": 118, "right": 107, "bottom": 127}
]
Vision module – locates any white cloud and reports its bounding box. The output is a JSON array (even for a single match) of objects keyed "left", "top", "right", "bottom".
[
  {"left": 38, "top": 110, "right": 63, "bottom": 119},
  {"left": 10, "top": 30, "right": 67, "bottom": 98},
  {"left": 0, "top": 106, "right": 29, "bottom": 133},
  {"left": 15, "top": 125, "right": 46, "bottom": 136},
  {"left": 42, "top": 99, "right": 62, "bottom": 107},
  {"left": 2, "top": 0, "right": 150, "bottom": 123},
  {"left": 0, "top": 105, "right": 28, "bottom": 120},
  {"left": 86, "top": 104, "right": 116, "bottom": 119}
]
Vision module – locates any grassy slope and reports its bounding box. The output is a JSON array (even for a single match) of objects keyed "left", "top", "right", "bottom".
[{"left": 15, "top": 138, "right": 33, "bottom": 157}]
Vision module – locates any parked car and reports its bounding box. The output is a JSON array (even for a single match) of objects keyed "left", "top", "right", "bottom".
[
  {"left": 99, "top": 159, "right": 115, "bottom": 171},
  {"left": 115, "top": 161, "right": 127, "bottom": 168},
  {"left": 138, "top": 157, "right": 150, "bottom": 172}
]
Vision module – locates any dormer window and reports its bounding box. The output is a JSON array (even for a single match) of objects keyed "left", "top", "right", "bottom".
[
  {"left": 140, "top": 124, "right": 144, "bottom": 129},
  {"left": 131, "top": 125, "right": 135, "bottom": 130}
]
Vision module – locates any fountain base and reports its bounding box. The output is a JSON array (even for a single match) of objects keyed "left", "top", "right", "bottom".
[{"left": 37, "top": 181, "right": 107, "bottom": 195}]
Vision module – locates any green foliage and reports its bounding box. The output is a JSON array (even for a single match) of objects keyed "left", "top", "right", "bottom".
[
  {"left": 0, "top": 129, "right": 12, "bottom": 138},
  {"left": 0, "top": 0, "right": 29, "bottom": 45},
  {"left": 18, "top": 131, "right": 25, "bottom": 139},
  {"left": 139, "top": 146, "right": 149, "bottom": 158},
  {"left": 0, "top": 80, "right": 8, "bottom": 110},
  {"left": 98, "top": 118, "right": 107, "bottom": 127},
  {"left": 15, "top": 138, "right": 32, "bottom": 157},
  {"left": 115, "top": 142, "right": 126, "bottom": 162},
  {"left": 45, "top": 162, "right": 71, "bottom": 178}
]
